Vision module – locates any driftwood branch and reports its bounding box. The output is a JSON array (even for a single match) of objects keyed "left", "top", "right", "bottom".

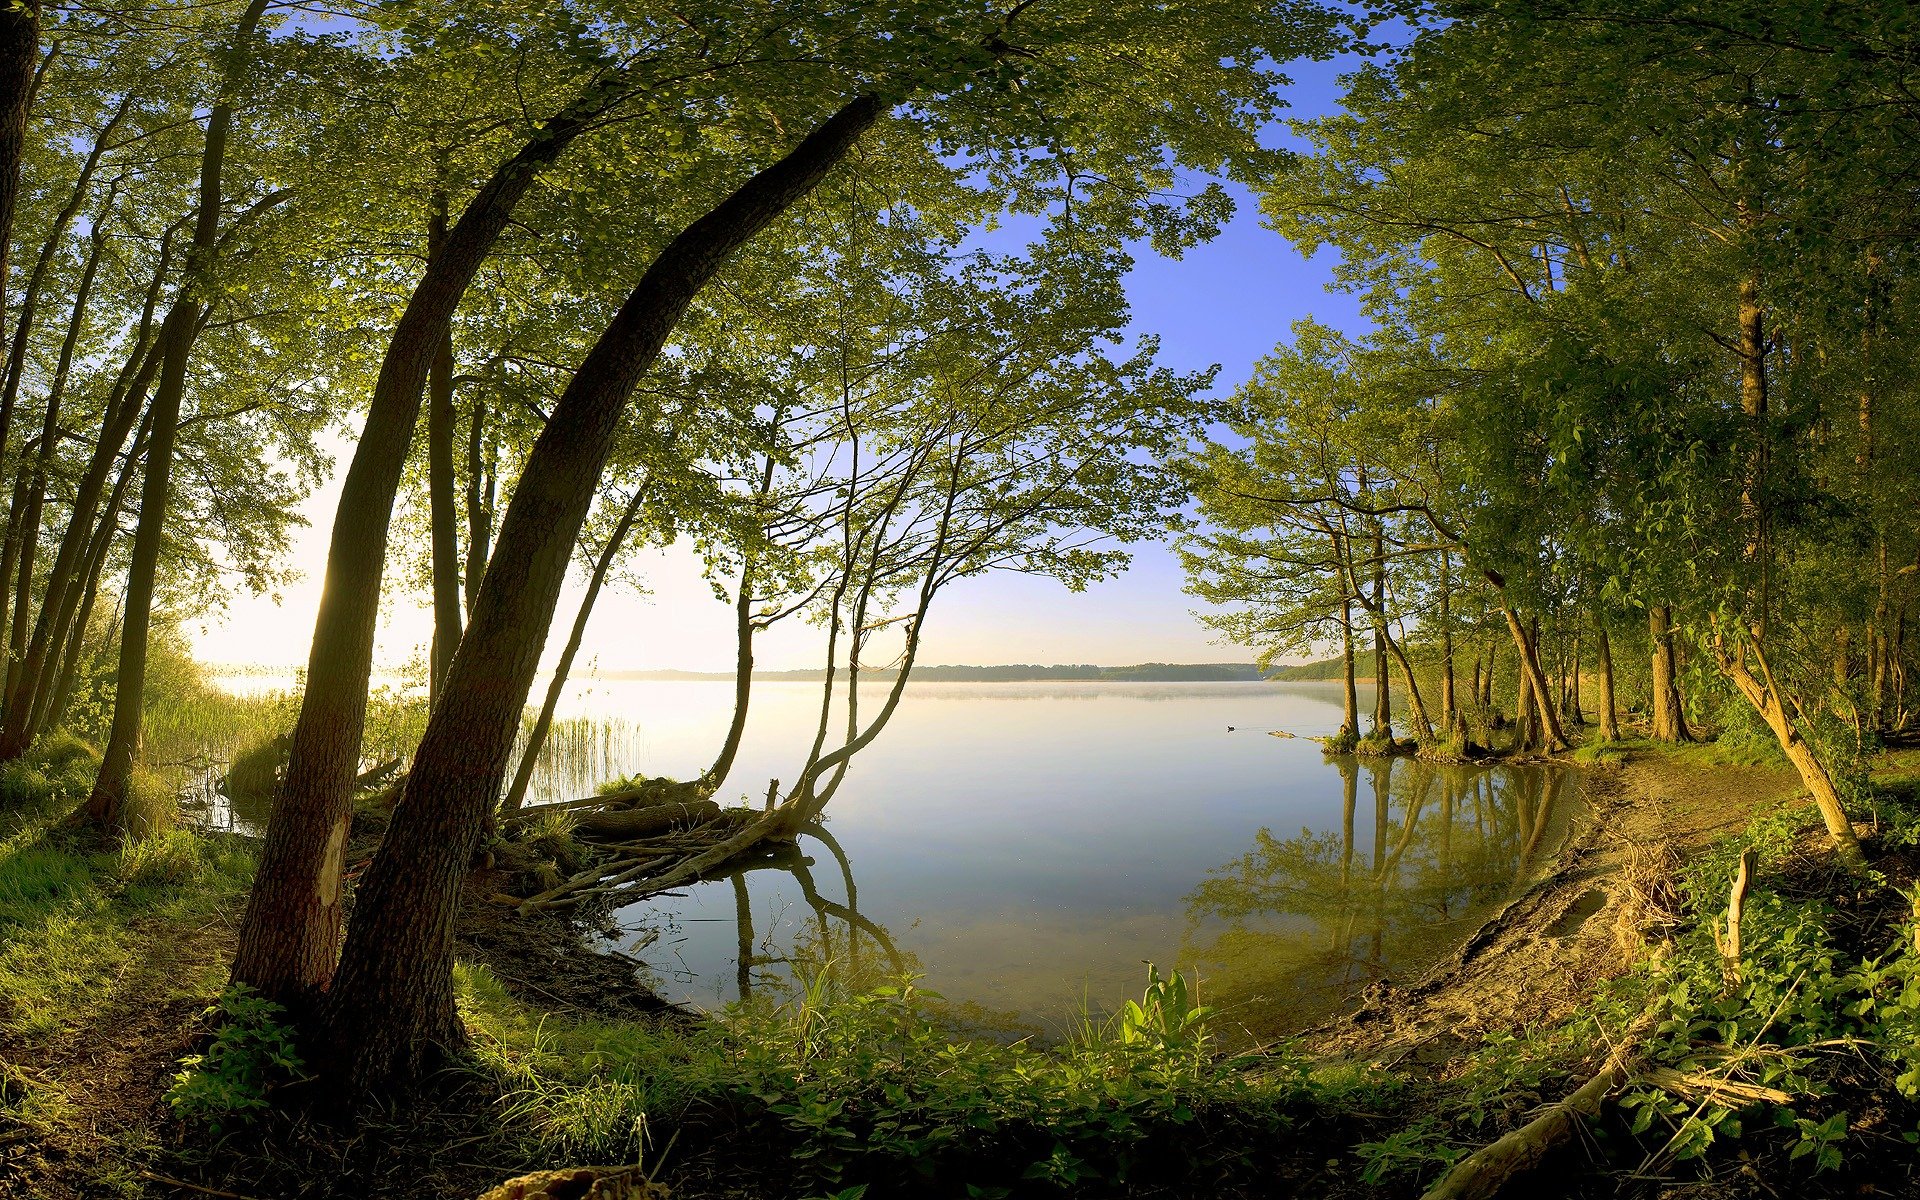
[
  {"left": 1712, "top": 849, "right": 1756, "bottom": 987},
  {"left": 1419, "top": 1010, "right": 1656, "bottom": 1200}
]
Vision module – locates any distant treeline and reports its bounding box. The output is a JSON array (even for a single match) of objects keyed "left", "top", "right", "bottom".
[
  {"left": 1264, "top": 657, "right": 1361, "bottom": 681},
  {"left": 595, "top": 663, "right": 1275, "bottom": 683}
]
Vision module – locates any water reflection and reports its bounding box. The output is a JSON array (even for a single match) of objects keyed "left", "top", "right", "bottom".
[
  {"left": 1179, "top": 755, "right": 1576, "bottom": 1039},
  {"left": 613, "top": 821, "right": 913, "bottom": 1010},
  {"left": 614, "top": 754, "right": 1577, "bottom": 1043}
]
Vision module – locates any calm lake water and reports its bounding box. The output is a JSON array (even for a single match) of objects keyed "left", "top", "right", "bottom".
[{"left": 206, "top": 676, "right": 1580, "bottom": 1040}]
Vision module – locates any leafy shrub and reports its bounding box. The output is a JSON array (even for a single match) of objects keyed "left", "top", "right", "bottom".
[{"left": 166, "top": 985, "right": 305, "bottom": 1130}]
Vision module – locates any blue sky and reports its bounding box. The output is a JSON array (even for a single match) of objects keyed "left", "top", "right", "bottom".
[{"left": 191, "top": 49, "right": 1376, "bottom": 672}]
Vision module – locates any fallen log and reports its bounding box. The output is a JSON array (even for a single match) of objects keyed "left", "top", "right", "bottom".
[
  {"left": 1420, "top": 1011, "right": 1654, "bottom": 1200},
  {"left": 476, "top": 1165, "right": 665, "bottom": 1200},
  {"left": 570, "top": 800, "right": 722, "bottom": 840}
]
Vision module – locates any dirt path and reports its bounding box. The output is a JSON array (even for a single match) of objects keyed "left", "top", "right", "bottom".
[
  {"left": 0, "top": 907, "right": 235, "bottom": 1199},
  {"left": 1310, "top": 750, "right": 1796, "bottom": 1074}
]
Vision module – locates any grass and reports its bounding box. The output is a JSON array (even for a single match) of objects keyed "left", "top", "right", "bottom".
[
  {"left": 456, "top": 959, "right": 1344, "bottom": 1196},
  {"left": 0, "top": 750, "right": 255, "bottom": 1042}
]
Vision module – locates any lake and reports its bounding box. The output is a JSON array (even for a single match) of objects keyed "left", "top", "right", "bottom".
[
  {"left": 204, "top": 675, "right": 1580, "bottom": 1041},
  {"left": 519, "top": 678, "right": 1579, "bottom": 1041}
]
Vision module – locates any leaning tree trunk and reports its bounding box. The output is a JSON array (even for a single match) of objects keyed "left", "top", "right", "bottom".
[
  {"left": 1595, "top": 623, "right": 1621, "bottom": 742},
  {"left": 1439, "top": 550, "right": 1457, "bottom": 735},
  {"left": 42, "top": 410, "right": 147, "bottom": 739},
  {"left": 1339, "top": 596, "right": 1359, "bottom": 740},
  {"left": 1649, "top": 605, "right": 1693, "bottom": 743},
  {"left": 0, "top": 232, "right": 169, "bottom": 758},
  {"left": 500, "top": 486, "right": 645, "bottom": 814},
  {"left": 8, "top": 208, "right": 108, "bottom": 700},
  {"left": 1496, "top": 600, "right": 1568, "bottom": 752},
  {"left": 426, "top": 201, "right": 462, "bottom": 703},
  {"left": 701, "top": 556, "right": 758, "bottom": 793},
  {"left": 81, "top": 0, "right": 267, "bottom": 836},
  {"left": 464, "top": 396, "right": 493, "bottom": 615},
  {"left": 1383, "top": 624, "right": 1435, "bottom": 744},
  {"left": 231, "top": 75, "right": 627, "bottom": 1009},
  {"left": 1717, "top": 636, "right": 1861, "bottom": 859},
  {"left": 316, "top": 95, "right": 885, "bottom": 1095}
]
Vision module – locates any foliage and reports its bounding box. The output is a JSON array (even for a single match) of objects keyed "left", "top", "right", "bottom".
[
  {"left": 165, "top": 985, "right": 306, "bottom": 1131},
  {"left": 464, "top": 961, "right": 1315, "bottom": 1194}
]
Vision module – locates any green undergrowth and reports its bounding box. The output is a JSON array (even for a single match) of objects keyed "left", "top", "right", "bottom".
[
  {"left": 1358, "top": 755, "right": 1920, "bottom": 1192},
  {"left": 0, "top": 755, "right": 255, "bottom": 1043},
  {"left": 456, "top": 961, "right": 1375, "bottom": 1197}
]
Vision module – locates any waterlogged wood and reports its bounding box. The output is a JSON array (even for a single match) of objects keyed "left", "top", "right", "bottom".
[{"left": 568, "top": 800, "right": 720, "bottom": 840}]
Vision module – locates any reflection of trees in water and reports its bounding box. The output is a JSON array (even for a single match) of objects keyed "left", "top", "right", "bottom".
[
  {"left": 1181, "top": 757, "right": 1571, "bottom": 1029},
  {"left": 698, "top": 821, "right": 910, "bottom": 1006}
]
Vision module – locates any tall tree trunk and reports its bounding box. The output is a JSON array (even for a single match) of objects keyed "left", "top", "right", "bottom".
[
  {"left": 0, "top": 1, "right": 40, "bottom": 347},
  {"left": 1382, "top": 623, "right": 1435, "bottom": 743},
  {"left": 1439, "top": 549, "right": 1457, "bottom": 735},
  {"left": 7, "top": 207, "right": 108, "bottom": 700},
  {"left": 1370, "top": 522, "right": 1392, "bottom": 740},
  {"left": 0, "top": 242, "right": 168, "bottom": 757},
  {"left": 1496, "top": 599, "right": 1568, "bottom": 752},
  {"left": 81, "top": 0, "right": 268, "bottom": 836},
  {"left": 1565, "top": 636, "right": 1583, "bottom": 726},
  {"left": 1595, "top": 623, "right": 1620, "bottom": 741},
  {"left": 1649, "top": 604, "right": 1692, "bottom": 743},
  {"left": 499, "top": 486, "right": 644, "bottom": 814},
  {"left": 43, "top": 422, "right": 142, "bottom": 738},
  {"left": 702, "top": 556, "right": 758, "bottom": 793},
  {"left": 1339, "top": 595, "right": 1358, "bottom": 741},
  {"left": 231, "top": 74, "right": 627, "bottom": 1007},
  {"left": 426, "top": 199, "right": 461, "bottom": 703},
  {"left": 463, "top": 397, "right": 492, "bottom": 615},
  {"left": 0, "top": 0, "right": 51, "bottom": 594},
  {"left": 1515, "top": 648, "right": 1538, "bottom": 751},
  {"left": 316, "top": 94, "right": 885, "bottom": 1094}
]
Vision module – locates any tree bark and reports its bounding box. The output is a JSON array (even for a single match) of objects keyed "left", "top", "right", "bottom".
[
  {"left": 1498, "top": 602, "right": 1568, "bottom": 752},
  {"left": 463, "top": 396, "right": 493, "bottom": 615},
  {"left": 0, "top": 242, "right": 168, "bottom": 757},
  {"left": 1383, "top": 623, "right": 1435, "bottom": 743},
  {"left": 0, "top": 102, "right": 134, "bottom": 660},
  {"left": 1339, "top": 595, "right": 1359, "bottom": 740},
  {"left": 499, "top": 486, "right": 644, "bottom": 814},
  {"left": 316, "top": 94, "right": 885, "bottom": 1094},
  {"left": 1370, "top": 520, "right": 1392, "bottom": 739},
  {"left": 1595, "top": 623, "right": 1620, "bottom": 741},
  {"left": 1439, "top": 549, "right": 1457, "bottom": 735},
  {"left": 1649, "top": 605, "right": 1692, "bottom": 743},
  {"left": 0, "top": 0, "right": 49, "bottom": 572},
  {"left": 43, "top": 409, "right": 148, "bottom": 738},
  {"left": 426, "top": 198, "right": 462, "bottom": 703},
  {"left": 0, "top": 2, "right": 40, "bottom": 357},
  {"left": 7, "top": 207, "right": 108, "bottom": 701},
  {"left": 703, "top": 556, "right": 758, "bottom": 791},
  {"left": 232, "top": 73, "right": 627, "bottom": 1007},
  {"left": 81, "top": 0, "right": 268, "bottom": 836},
  {"left": 1716, "top": 636, "right": 1861, "bottom": 859}
]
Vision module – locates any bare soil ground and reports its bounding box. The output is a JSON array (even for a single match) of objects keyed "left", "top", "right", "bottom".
[{"left": 1312, "top": 751, "right": 1795, "bottom": 1078}]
